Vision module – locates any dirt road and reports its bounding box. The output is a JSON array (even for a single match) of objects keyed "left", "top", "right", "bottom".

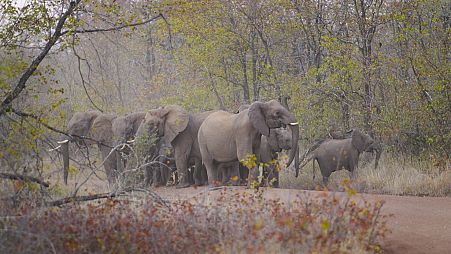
[{"left": 154, "top": 187, "right": 451, "bottom": 254}]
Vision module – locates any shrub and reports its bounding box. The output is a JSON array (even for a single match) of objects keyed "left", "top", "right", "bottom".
[{"left": 0, "top": 185, "right": 387, "bottom": 254}]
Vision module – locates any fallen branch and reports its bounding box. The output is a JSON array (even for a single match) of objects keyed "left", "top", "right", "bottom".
[
  {"left": 46, "top": 192, "right": 120, "bottom": 207},
  {"left": 0, "top": 173, "right": 50, "bottom": 188},
  {"left": 46, "top": 187, "right": 170, "bottom": 209}
]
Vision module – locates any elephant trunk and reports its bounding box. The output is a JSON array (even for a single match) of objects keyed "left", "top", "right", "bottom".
[
  {"left": 283, "top": 114, "right": 299, "bottom": 174},
  {"left": 59, "top": 139, "right": 70, "bottom": 185}
]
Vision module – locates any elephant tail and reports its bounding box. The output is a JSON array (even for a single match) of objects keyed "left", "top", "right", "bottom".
[
  {"left": 312, "top": 159, "right": 316, "bottom": 181},
  {"left": 299, "top": 139, "right": 326, "bottom": 164}
]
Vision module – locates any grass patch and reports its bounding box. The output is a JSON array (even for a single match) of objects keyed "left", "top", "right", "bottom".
[{"left": 281, "top": 153, "right": 451, "bottom": 197}]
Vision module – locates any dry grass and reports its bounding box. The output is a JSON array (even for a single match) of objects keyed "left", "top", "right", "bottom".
[{"left": 281, "top": 153, "right": 451, "bottom": 197}]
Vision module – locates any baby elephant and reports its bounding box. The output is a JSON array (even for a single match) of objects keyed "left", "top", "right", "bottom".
[
  {"left": 218, "top": 127, "right": 292, "bottom": 187},
  {"left": 300, "top": 129, "right": 374, "bottom": 185}
]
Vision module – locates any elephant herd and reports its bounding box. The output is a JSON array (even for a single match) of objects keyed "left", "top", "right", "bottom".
[{"left": 59, "top": 99, "right": 381, "bottom": 189}]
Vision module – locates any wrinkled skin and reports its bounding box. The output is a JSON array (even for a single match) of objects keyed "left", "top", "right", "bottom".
[
  {"left": 62, "top": 111, "right": 101, "bottom": 184},
  {"left": 137, "top": 105, "right": 215, "bottom": 188},
  {"left": 144, "top": 140, "right": 177, "bottom": 187},
  {"left": 326, "top": 129, "right": 383, "bottom": 169},
  {"left": 198, "top": 100, "right": 300, "bottom": 187},
  {"left": 61, "top": 111, "right": 118, "bottom": 185},
  {"left": 259, "top": 127, "right": 292, "bottom": 188},
  {"left": 219, "top": 127, "right": 293, "bottom": 187},
  {"left": 300, "top": 129, "right": 374, "bottom": 185},
  {"left": 112, "top": 112, "right": 146, "bottom": 171}
]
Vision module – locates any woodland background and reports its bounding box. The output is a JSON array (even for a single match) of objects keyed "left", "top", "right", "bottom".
[{"left": 0, "top": 0, "right": 449, "bottom": 192}]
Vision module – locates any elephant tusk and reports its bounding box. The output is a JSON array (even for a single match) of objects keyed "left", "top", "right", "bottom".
[
  {"left": 57, "top": 139, "right": 69, "bottom": 144},
  {"left": 48, "top": 145, "right": 62, "bottom": 152},
  {"left": 289, "top": 122, "right": 299, "bottom": 126},
  {"left": 127, "top": 139, "right": 135, "bottom": 144}
]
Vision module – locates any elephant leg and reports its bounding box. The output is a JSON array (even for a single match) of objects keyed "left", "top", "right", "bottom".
[
  {"left": 193, "top": 158, "right": 204, "bottom": 186},
  {"left": 100, "top": 144, "right": 117, "bottom": 186},
  {"left": 239, "top": 165, "right": 249, "bottom": 186},
  {"left": 152, "top": 165, "right": 163, "bottom": 187},
  {"left": 160, "top": 165, "right": 170, "bottom": 186},
  {"left": 145, "top": 166, "right": 153, "bottom": 186},
  {"left": 204, "top": 159, "right": 219, "bottom": 187},
  {"left": 201, "top": 164, "right": 208, "bottom": 185},
  {"left": 230, "top": 162, "right": 240, "bottom": 186},
  {"left": 217, "top": 164, "right": 226, "bottom": 184},
  {"left": 237, "top": 143, "right": 258, "bottom": 188},
  {"left": 268, "top": 166, "right": 280, "bottom": 188},
  {"left": 322, "top": 176, "right": 329, "bottom": 186},
  {"left": 187, "top": 166, "right": 195, "bottom": 185},
  {"left": 173, "top": 141, "right": 192, "bottom": 188}
]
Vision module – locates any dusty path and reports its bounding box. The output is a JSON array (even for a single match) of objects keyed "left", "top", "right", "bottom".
[{"left": 154, "top": 186, "right": 451, "bottom": 254}]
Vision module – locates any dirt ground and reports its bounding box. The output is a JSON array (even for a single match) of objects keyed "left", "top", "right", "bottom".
[{"left": 153, "top": 186, "right": 451, "bottom": 254}]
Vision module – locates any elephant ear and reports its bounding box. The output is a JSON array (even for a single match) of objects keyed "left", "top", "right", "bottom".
[
  {"left": 351, "top": 129, "right": 367, "bottom": 153},
  {"left": 249, "top": 101, "right": 269, "bottom": 136},
  {"left": 162, "top": 105, "right": 189, "bottom": 144}
]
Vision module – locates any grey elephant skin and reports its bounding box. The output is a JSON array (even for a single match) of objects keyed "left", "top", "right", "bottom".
[
  {"left": 137, "top": 105, "right": 214, "bottom": 188},
  {"left": 142, "top": 140, "right": 177, "bottom": 187},
  {"left": 259, "top": 127, "right": 292, "bottom": 187},
  {"left": 62, "top": 111, "right": 118, "bottom": 185},
  {"left": 326, "top": 129, "right": 383, "bottom": 169},
  {"left": 198, "top": 100, "right": 300, "bottom": 187},
  {"left": 112, "top": 112, "right": 146, "bottom": 171},
  {"left": 219, "top": 127, "right": 293, "bottom": 187},
  {"left": 300, "top": 129, "right": 374, "bottom": 185}
]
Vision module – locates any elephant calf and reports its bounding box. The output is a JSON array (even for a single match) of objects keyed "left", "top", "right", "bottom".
[
  {"left": 300, "top": 129, "right": 374, "bottom": 186},
  {"left": 145, "top": 141, "right": 177, "bottom": 187},
  {"left": 259, "top": 127, "right": 292, "bottom": 188}
]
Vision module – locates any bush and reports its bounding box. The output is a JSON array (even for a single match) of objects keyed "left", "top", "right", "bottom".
[{"left": 0, "top": 185, "right": 387, "bottom": 254}]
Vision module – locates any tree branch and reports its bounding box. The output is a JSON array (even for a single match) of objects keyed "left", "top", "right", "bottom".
[
  {"left": 0, "top": 173, "right": 49, "bottom": 187},
  {"left": 46, "top": 192, "right": 119, "bottom": 206},
  {"left": 61, "top": 13, "right": 163, "bottom": 36},
  {"left": 0, "top": 0, "right": 82, "bottom": 116}
]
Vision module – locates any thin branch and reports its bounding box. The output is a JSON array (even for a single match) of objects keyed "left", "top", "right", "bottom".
[
  {"left": 72, "top": 40, "right": 104, "bottom": 112},
  {"left": 46, "top": 192, "right": 120, "bottom": 206},
  {"left": 0, "top": 0, "right": 82, "bottom": 116},
  {"left": 0, "top": 173, "right": 50, "bottom": 187},
  {"left": 60, "top": 13, "right": 163, "bottom": 36}
]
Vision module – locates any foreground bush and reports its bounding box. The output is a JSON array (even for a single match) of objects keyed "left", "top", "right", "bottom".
[{"left": 0, "top": 186, "right": 387, "bottom": 254}]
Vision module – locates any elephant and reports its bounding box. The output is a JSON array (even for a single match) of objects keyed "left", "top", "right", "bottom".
[
  {"left": 137, "top": 105, "right": 215, "bottom": 188},
  {"left": 112, "top": 112, "right": 146, "bottom": 171},
  {"left": 217, "top": 127, "right": 293, "bottom": 187},
  {"left": 217, "top": 161, "right": 241, "bottom": 185},
  {"left": 61, "top": 111, "right": 118, "bottom": 185},
  {"left": 198, "top": 100, "right": 300, "bottom": 187},
  {"left": 258, "top": 127, "right": 292, "bottom": 188},
  {"left": 299, "top": 128, "right": 374, "bottom": 185},
  {"left": 144, "top": 140, "right": 177, "bottom": 187},
  {"left": 326, "top": 129, "right": 383, "bottom": 169}
]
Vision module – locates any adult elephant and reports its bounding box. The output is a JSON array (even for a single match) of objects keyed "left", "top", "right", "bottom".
[
  {"left": 299, "top": 129, "right": 374, "bottom": 185},
  {"left": 137, "top": 105, "right": 214, "bottom": 188},
  {"left": 61, "top": 111, "right": 118, "bottom": 185},
  {"left": 112, "top": 112, "right": 146, "bottom": 171},
  {"left": 198, "top": 100, "right": 300, "bottom": 187}
]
